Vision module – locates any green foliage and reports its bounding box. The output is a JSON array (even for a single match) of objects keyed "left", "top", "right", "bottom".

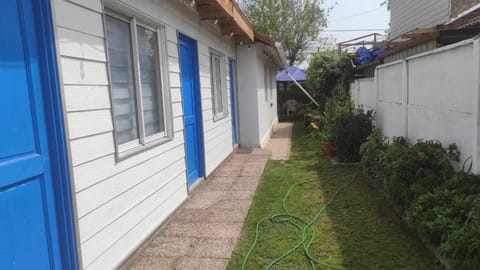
[
  {"left": 306, "top": 51, "right": 340, "bottom": 109},
  {"left": 360, "top": 130, "right": 480, "bottom": 269},
  {"left": 407, "top": 173, "right": 480, "bottom": 269},
  {"left": 377, "top": 139, "right": 453, "bottom": 210},
  {"left": 243, "top": 0, "right": 326, "bottom": 65},
  {"left": 360, "top": 129, "right": 387, "bottom": 179},
  {"left": 331, "top": 108, "right": 374, "bottom": 162},
  {"left": 227, "top": 121, "right": 443, "bottom": 270},
  {"left": 306, "top": 51, "right": 354, "bottom": 110}
]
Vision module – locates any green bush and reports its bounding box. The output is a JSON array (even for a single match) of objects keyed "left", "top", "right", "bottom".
[
  {"left": 407, "top": 173, "right": 480, "bottom": 269},
  {"left": 376, "top": 139, "right": 454, "bottom": 210},
  {"left": 360, "top": 129, "right": 387, "bottom": 180},
  {"left": 331, "top": 108, "right": 374, "bottom": 162}
]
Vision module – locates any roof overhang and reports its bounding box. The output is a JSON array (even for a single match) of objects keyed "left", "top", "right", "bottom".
[
  {"left": 195, "top": 0, "right": 254, "bottom": 43},
  {"left": 254, "top": 32, "right": 287, "bottom": 69}
]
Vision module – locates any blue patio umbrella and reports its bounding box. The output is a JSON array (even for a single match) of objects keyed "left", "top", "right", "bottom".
[{"left": 276, "top": 65, "right": 307, "bottom": 82}]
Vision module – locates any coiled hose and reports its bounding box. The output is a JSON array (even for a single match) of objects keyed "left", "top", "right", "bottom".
[{"left": 241, "top": 166, "right": 360, "bottom": 270}]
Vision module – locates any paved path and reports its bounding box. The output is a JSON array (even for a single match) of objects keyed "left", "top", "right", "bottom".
[
  {"left": 266, "top": 122, "right": 293, "bottom": 160},
  {"left": 119, "top": 148, "right": 271, "bottom": 270}
]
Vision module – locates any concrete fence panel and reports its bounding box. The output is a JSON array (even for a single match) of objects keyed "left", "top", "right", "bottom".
[{"left": 351, "top": 38, "right": 480, "bottom": 172}]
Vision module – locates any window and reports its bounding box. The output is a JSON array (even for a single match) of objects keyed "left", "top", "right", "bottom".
[
  {"left": 264, "top": 63, "right": 270, "bottom": 102},
  {"left": 270, "top": 67, "right": 274, "bottom": 101},
  {"left": 210, "top": 50, "right": 228, "bottom": 120},
  {"left": 105, "top": 8, "right": 172, "bottom": 157}
]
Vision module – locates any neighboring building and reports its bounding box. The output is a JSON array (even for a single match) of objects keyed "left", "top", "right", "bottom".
[
  {"left": 1, "top": 1, "right": 286, "bottom": 270},
  {"left": 389, "top": 0, "right": 480, "bottom": 40},
  {"left": 384, "top": 0, "right": 480, "bottom": 62}
]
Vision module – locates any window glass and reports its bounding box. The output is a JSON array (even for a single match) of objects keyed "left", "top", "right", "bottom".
[
  {"left": 105, "top": 14, "right": 138, "bottom": 144},
  {"left": 136, "top": 25, "right": 164, "bottom": 137},
  {"left": 264, "top": 64, "right": 269, "bottom": 102},
  {"left": 214, "top": 57, "right": 223, "bottom": 114},
  {"left": 105, "top": 8, "right": 172, "bottom": 155},
  {"left": 210, "top": 52, "right": 227, "bottom": 119}
]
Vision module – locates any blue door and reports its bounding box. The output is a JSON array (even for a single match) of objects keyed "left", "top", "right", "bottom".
[
  {"left": 229, "top": 59, "right": 238, "bottom": 145},
  {"left": 179, "top": 34, "right": 205, "bottom": 186},
  {"left": 1, "top": 1, "right": 78, "bottom": 269}
]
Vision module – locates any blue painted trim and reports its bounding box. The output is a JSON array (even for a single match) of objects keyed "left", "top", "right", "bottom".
[
  {"left": 228, "top": 58, "right": 237, "bottom": 145},
  {"left": 179, "top": 33, "right": 206, "bottom": 179},
  {"left": 33, "top": 1, "right": 79, "bottom": 269}
]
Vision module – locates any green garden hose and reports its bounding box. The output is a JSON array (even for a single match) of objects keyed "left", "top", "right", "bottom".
[{"left": 241, "top": 166, "right": 360, "bottom": 270}]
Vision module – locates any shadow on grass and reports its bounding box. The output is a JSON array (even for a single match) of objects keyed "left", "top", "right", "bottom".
[{"left": 227, "top": 121, "right": 443, "bottom": 270}]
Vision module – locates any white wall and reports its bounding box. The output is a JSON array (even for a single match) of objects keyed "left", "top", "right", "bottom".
[
  {"left": 256, "top": 47, "right": 278, "bottom": 147},
  {"left": 236, "top": 45, "right": 260, "bottom": 147},
  {"left": 52, "top": 0, "right": 236, "bottom": 269},
  {"left": 236, "top": 44, "right": 279, "bottom": 148},
  {"left": 351, "top": 78, "right": 375, "bottom": 112},
  {"left": 353, "top": 39, "right": 480, "bottom": 173},
  {"left": 389, "top": 0, "right": 450, "bottom": 39}
]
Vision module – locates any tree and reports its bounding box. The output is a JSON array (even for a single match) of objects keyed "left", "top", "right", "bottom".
[
  {"left": 242, "top": 0, "right": 327, "bottom": 65},
  {"left": 306, "top": 50, "right": 354, "bottom": 110}
]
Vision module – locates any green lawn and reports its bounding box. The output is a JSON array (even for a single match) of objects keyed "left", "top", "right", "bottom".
[{"left": 227, "top": 121, "right": 444, "bottom": 270}]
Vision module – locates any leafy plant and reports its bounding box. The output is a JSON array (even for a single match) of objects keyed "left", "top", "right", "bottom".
[
  {"left": 306, "top": 51, "right": 354, "bottom": 110},
  {"left": 360, "top": 128, "right": 387, "bottom": 180},
  {"left": 331, "top": 107, "right": 374, "bottom": 162},
  {"left": 407, "top": 173, "right": 480, "bottom": 269},
  {"left": 377, "top": 139, "right": 453, "bottom": 210}
]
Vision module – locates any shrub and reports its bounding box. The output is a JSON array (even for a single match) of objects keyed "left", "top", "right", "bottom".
[
  {"left": 377, "top": 139, "right": 454, "bottom": 210},
  {"left": 407, "top": 173, "right": 480, "bottom": 269},
  {"left": 360, "top": 128, "right": 387, "bottom": 180},
  {"left": 359, "top": 130, "right": 479, "bottom": 268},
  {"left": 331, "top": 108, "right": 374, "bottom": 162}
]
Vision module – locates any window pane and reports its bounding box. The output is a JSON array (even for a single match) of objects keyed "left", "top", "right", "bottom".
[
  {"left": 105, "top": 14, "right": 139, "bottom": 145},
  {"left": 137, "top": 25, "right": 164, "bottom": 136},
  {"left": 264, "top": 64, "right": 269, "bottom": 101},
  {"left": 214, "top": 57, "right": 223, "bottom": 114}
]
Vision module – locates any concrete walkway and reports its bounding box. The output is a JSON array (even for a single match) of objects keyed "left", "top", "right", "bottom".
[
  {"left": 119, "top": 148, "right": 271, "bottom": 270},
  {"left": 119, "top": 123, "right": 293, "bottom": 270},
  {"left": 266, "top": 122, "right": 294, "bottom": 160}
]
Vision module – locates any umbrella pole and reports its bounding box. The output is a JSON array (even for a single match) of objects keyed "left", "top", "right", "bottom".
[{"left": 286, "top": 72, "right": 320, "bottom": 107}]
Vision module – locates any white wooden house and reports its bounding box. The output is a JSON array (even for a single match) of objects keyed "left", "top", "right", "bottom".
[{"left": 1, "top": 0, "right": 286, "bottom": 269}]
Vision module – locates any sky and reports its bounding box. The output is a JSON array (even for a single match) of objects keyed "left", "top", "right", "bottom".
[
  {"left": 294, "top": 0, "right": 390, "bottom": 68},
  {"left": 319, "top": 0, "right": 390, "bottom": 48}
]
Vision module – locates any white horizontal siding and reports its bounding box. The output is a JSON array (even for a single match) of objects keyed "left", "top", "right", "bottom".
[
  {"left": 57, "top": 27, "right": 106, "bottom": 61},
  {"left": 54, "top": 0, "right": 104, "bottom": 37},
  {"left": 78, "top": 159, "right": 186, "bottom": 243},
  {"left": 75, "top": 142, "right": 186, "bottom": 218},
  {"left": 70, "top": 132, "right": 115, "bottom": 166},
  {"left": 81, "top": 173, "right": 187, "bottom": 268},
  {"left": 390, "top": 0, "right": 450, "bottom": 39},
  {"left": 60, "top": 57, "right": 108, "bottom": 86},
  {"left": 53, "top": 0, "right": 239, "bottom": 268},
  {"left": 72, "top": 131, "right": 185, "bottom": 192},
  {"left": 64, "top": 85, "right": 111, "bottom": 112},
  {"left": 67, "top": 110, "right": 113, "bottom": 139},
  {"left": 85, "top": 186, "right": 186, "bottom": 270},
  {"left": 66, "top": 0, "right": 102, "bottom": 12}
]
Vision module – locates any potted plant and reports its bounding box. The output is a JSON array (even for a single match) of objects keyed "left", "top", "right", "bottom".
[{"left": 319, "top": 129, "right": 336, "bottom": 157}]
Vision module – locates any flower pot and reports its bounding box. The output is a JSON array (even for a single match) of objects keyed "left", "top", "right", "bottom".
[{"left": 321, "top": 141, "right": 336, "bottom": 157}]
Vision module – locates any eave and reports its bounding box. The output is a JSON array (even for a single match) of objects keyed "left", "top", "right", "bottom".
[{"left": 196, "top": 0, "right": 254, "bottom": 43}]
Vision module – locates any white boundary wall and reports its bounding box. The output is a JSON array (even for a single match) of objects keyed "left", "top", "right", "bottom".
[{"left": 352, "top": 38, "right": 480, "bottom": 173}]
